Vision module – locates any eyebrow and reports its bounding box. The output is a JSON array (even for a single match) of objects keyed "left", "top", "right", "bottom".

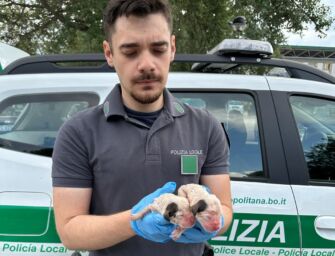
[
  {"left": 151, "top": 41, "right": 169, "bottom": 47},
  {"left": 119, "top": 40, "right": 169, "bottom": 50},
  {"left": 119, "top": 43, "right": 139, "bottom": 50}
]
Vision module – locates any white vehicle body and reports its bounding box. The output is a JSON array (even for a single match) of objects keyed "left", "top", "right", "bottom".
[{"left": 0, "top": 70, "right": 334, "bottom": 256}]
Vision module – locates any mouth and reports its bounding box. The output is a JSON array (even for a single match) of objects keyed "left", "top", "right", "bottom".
[
  {"left": 137, "top": 79, "right": 156, "bottom": 82},
  {"left": 206, "top": 223, "right": 221, "bottom": 232},
  {"left": 136, "top": 79, "right": 159, "bottom": 85},
  {"left": 134, "top": 72, "right": 161, "bottom": 85},
  {"left": 134, "top": 80, "right": 161, "bottom": 91}
]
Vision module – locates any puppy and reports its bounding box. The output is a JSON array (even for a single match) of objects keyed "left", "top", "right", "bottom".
[
  {"left": 178, "top": 184, "right": 223, "bottom": 233},
  {"left": 131, "top": 193, "right": 196, "bottom": 240}
]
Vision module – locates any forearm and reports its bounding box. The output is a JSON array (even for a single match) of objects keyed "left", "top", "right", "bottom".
[
  {"left": 200, "top": 174, "right": 233, "bottom": 236},
  {"left": 217, "top": 204, "right": 233, "bottom": 235},
  {"left": 57, "top": 210, "right": 135, "bottom": 250}
]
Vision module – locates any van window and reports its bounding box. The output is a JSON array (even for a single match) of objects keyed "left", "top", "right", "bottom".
[
  {"left": 0, "top": 93, "right": 99, "bottom": 157},
  {"left": 173, "top": 92, "right": 263, "bottom": 178},
  {"left": 290, "top": 96, "right": 335, "bottom": 182}
]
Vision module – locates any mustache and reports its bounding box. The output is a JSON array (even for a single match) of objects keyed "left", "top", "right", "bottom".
[{"left": 133, "top": 72, "right": 161, "bottom": 82}]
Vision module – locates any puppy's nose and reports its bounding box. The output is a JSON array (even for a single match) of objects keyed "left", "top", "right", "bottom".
[
  {"left": 181, "top": 212, "right": 196, "bottom": 228},
  {"left": 207, "top": 217, "right": 221, "bottom": 232},
  {"left": 211, "top": 222, "right": 221, "bottom": 231}
]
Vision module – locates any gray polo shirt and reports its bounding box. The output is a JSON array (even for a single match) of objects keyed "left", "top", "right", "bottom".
[{"left": 52, "top": 84, "right": 229, "bottom": 256}]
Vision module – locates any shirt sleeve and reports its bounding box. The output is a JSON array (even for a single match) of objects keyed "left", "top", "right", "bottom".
[
  {"left": 52, "top": 118, "right": 93, "bottom": 188},
  {"left": 201, "top": 112, "right": 230, "bottom": 175}
]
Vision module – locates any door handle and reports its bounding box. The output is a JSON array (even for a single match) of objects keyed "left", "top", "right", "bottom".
[{"left": 314, "top": 216, "right": 335, "bottom": 240}]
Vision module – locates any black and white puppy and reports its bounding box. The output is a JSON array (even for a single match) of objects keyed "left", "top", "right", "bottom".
[
  {"left": 131, "top": 193, "right": 196, "bottom": 240},
  {"left": 178, "top": 184, "right": 223, "bottom": 232}
]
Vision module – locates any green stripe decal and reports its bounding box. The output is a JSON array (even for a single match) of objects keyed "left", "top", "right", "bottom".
[
  {"left": 0, "top": 206, "right": 60, "bottom": 243},
  {"left": 0, "top": 205, "right": 50, "bottom": 235},
  {"left": 210, "top": 213, "right": 300, "bottom": 248},
  {"left": 0, "top": 206, "right": 334, "bottom": 249},
  {"left": 210, "top": 214, "right": 334, "bottom": 249},
  {"left": 300, "top": 215, "right": 334, "bottom": 248}
]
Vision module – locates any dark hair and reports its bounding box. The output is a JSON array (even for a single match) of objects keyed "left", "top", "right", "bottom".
[{"left": 103, "top": 0, "right": 173, "bottom": 41}]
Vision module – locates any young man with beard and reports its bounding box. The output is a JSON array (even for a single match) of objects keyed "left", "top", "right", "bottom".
[{"left": 52, "top": 1, "right": 233, "bottom": 255}]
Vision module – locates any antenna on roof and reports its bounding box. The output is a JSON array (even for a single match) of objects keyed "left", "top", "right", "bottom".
[{"left": 229, "top": 16, "right": 247, "bottom": 39}]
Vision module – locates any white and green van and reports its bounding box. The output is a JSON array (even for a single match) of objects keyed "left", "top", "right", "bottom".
[{"left": 0, "top": 40, "right": 334, "bottom": 255}]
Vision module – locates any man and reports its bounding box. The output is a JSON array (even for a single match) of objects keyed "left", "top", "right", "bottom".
[{"left": 52, "top": 0, "right": 233, "bottom": 255}]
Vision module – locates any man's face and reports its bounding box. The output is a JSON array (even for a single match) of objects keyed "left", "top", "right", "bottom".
[{"left": 103, "top": 13, "right": 176, "bottom": 111}]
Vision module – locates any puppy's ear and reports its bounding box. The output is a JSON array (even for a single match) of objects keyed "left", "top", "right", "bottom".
[
  {"left": 191, "top": 199, "right": 207, "bottom": 215},
  {"left": 163, "top": 202, "right": 178, "bottom": 221}
]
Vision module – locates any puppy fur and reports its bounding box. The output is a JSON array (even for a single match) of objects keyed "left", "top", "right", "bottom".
[
  {"left": 178, "top": 184, "right": 223, "bottom": 233},
  {"left": 131, "top": 193, "right": 195, "bottom": 240}
]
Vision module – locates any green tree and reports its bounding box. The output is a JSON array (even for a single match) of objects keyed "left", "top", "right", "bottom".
[
  {"left": 0, "top": 0, "right": 333, "bottom": 55},
  {"left": 230, "top": 0, "right": 334, "bottom": 48},
  {"left": 0, "top": 0, "right": 105, "bottom": 54},
  {"left": 170, "top": 0, "right": 232, "bottom": 53}
]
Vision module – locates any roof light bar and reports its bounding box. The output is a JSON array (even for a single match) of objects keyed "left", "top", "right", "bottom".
[{"left": 208, "top": 39, "right": 273, "bottom": 57}]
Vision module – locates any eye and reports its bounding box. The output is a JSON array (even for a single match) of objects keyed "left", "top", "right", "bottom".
[
  {"left": 176, "top": 212, "right": 184, "bottom": 217},
  {"left": 123, "top": 51, "right": 137, "bottom": 58},
  {"left": 153, "top": 46, "right": 168, "bottom": 55}
]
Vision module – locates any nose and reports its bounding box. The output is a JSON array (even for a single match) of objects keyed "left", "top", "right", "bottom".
[
  {"left": 180, "top": 212, "right": 196, "bottom": 228},
  {"left": 137, "top": 51, "right": 156, "bottom": 73}
]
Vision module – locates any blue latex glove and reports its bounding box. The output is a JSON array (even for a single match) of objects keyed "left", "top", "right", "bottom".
[
  {"left": 175, "top": 215, "right": 224, "bottom": 243},
  {"left": 202, "top": 184, "right": 211, "bottom": 193},
  {"left": 131, "top": 182, "right": 176, "bottom": 243}
]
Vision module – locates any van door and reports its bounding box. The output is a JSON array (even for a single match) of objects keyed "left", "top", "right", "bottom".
[
  {"left": 0, "top": 92, "right": 99, "bottom": 255},
  {"left": 172, "top": 89, "right": 301, "bottom": 255},
  {"left": 269, "top": 77, "right": 335, "bottom": 254}
]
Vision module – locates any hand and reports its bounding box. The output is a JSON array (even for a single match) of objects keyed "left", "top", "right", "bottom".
[
  {"left": 174, "top": 216, "right": 224, "bottom": 243},
  {"left": 130, "top": 182, "right": 176, "bottom": 243}
]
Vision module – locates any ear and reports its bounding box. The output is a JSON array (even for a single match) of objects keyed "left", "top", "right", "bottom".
[
  {"left": 163, "top": 202, "right": 178, "bottom": 221},
  {"left": 170, "top": 35, "right": 176, "bottom": 62},
  {"left": 191, "top": 199, "right": 207, "bottom": 215},
  {"left": 103, "top": 40, "right": 114, "bottom": 67}
]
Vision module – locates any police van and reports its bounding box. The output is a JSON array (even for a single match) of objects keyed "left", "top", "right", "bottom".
[{"left": 0, "top": 39, "right": 334, "bottom": 256}]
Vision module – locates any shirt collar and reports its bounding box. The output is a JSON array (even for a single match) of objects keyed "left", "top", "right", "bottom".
[
  {"left": 102, "top": 85, "right": 126, "bottom": 119},
  {"left": 102, "top": 84, "right": 186, "bottom": 120},
  {"left": 163, "top": 89, "right": 186, "bottom": 117}
]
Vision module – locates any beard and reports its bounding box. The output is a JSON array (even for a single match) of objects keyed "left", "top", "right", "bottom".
[
  {"left": 130, "top": 72, "right": 164, "bottom": 104},
  {"left": 130, "top": 88, "right": 163, "bottom": 104}
]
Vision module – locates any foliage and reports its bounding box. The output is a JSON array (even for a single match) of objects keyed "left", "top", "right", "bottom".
[
  {"left": 306, "top": 137, "right": 335, "bottom": 181},
  {"left": 0, "top": 0, "right": 333, "bottom": 55},
  {"left": 0, "top": 0, "right": 105, "bottom": 54},
  {"left": 230, "top": 0, "right": 334, "bottom": 48},
  {"left": 170, "top": 0, "right": 232, "bottom": 53}
]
